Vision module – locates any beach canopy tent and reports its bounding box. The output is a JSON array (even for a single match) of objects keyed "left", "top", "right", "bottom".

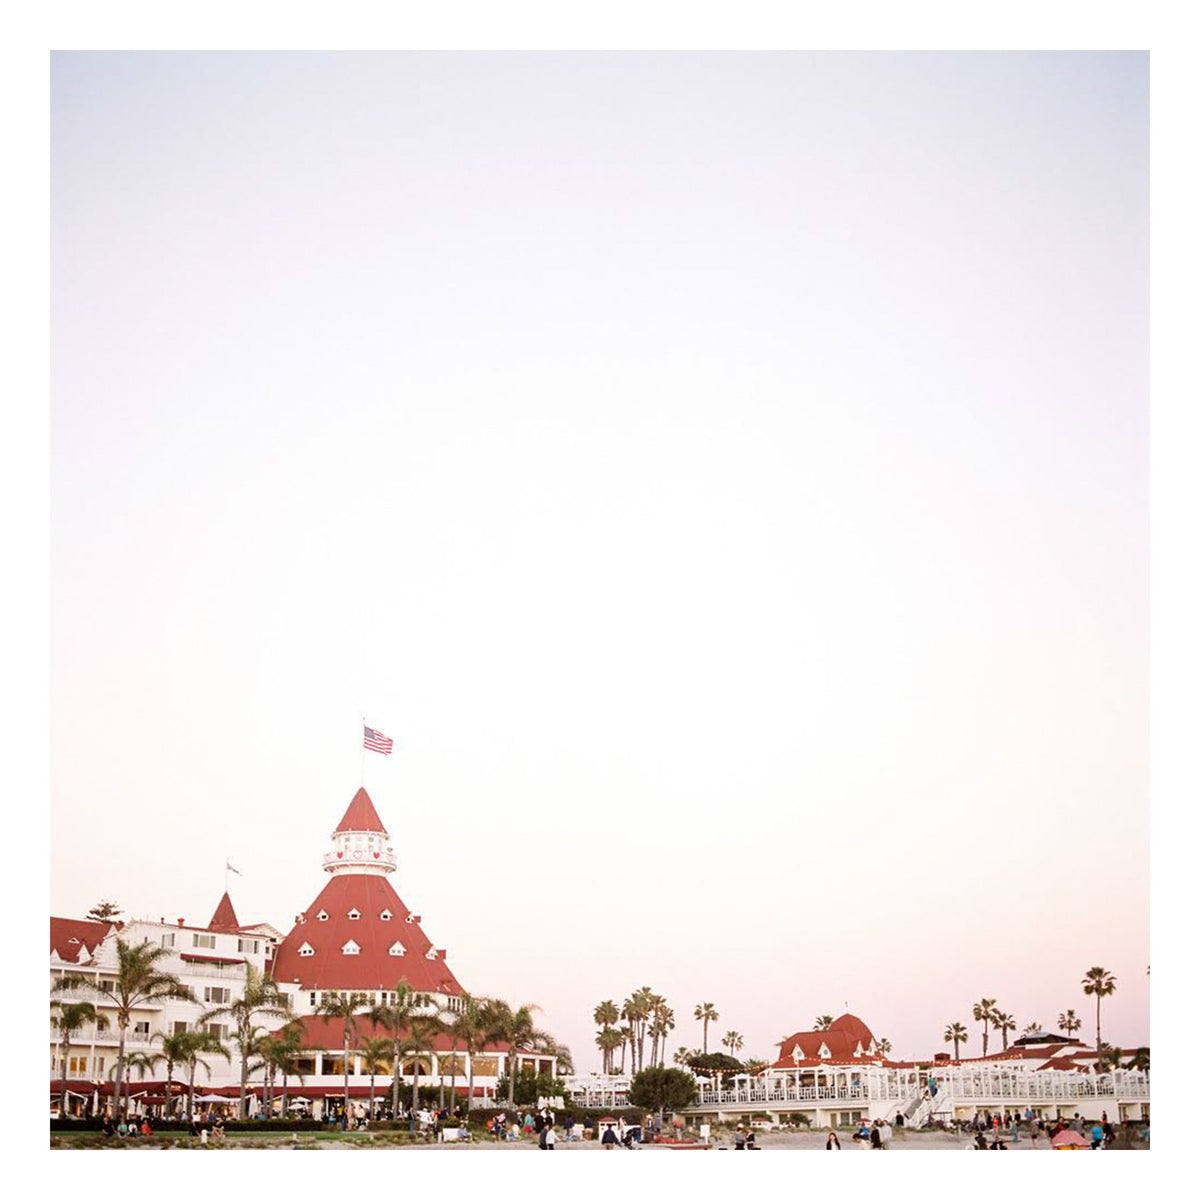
[{"left": 1051, "top": 1131, "right": 1090, "bottom": 1149}]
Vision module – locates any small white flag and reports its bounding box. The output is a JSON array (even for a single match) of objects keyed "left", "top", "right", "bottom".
[{"left": 226, "top": 860, "right": 242, "bottom": 876}]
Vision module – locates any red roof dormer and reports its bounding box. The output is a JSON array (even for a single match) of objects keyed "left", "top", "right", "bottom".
[{"left": 334, "top": 788, "right": 389, "bottom": 837}]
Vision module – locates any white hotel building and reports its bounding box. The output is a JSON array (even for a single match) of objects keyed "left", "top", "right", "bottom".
[{"left": 51, "top": 789, "right": 557, "bottom": 1117}]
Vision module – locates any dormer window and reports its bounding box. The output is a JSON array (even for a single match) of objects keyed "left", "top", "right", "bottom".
[
  {"left": 348, "top": 909, "right": 361, "bottom": 921},
  {"left": 406, "top": 913, "right": 419, "bottom": 924},
  {"left": 425, "top": 948, "right": 438, "bottom": 960},
  {"left": 68, "top": 937, "right": 79, "bottom": 945},
  {"left": 317, "top": 911, "right": 329, "bottom": 922},
  {"left": 298, "top": 942, "right": 315, "bottom": 958},
  {"left": 819, "top": 1043, "right": 831, "bottom": 1058},
  {"left": 342, "top": 940, "right": 360, "bottom": 956},
  {"left": 380, "top": 909, "right": 393, "bottom": 921},
  {"left": 388, "top": 941, "right": 406, "bottom": 957}
]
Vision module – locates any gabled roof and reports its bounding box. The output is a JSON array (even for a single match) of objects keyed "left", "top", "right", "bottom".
[
  {"left": 775, "top": 1014, "right": 878, "bottom": 1066},
  {"left": 334, "top": 788, "right": 389, "bottom": 836},
  {"left": 50, "top": 918, "right": 111, "bottom": 963},
  {"left": 207, "top": 892, "right": 241, "bottom": 932},
  {"left": 269, "top": 873, "right": 462, "bottom": 994}
]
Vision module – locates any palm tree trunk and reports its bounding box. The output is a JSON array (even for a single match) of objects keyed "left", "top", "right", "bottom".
[
  {"left": 343, "top": 1028, "right": 351, "bottom": 1121},
  {"left": 239, "top": 1022, "right": 249, "bottom": 1118},
  {"left": 411, "top": 1050, "right": 420, "bottom": 1110},
  {"left": 447, "top": 1039, "right": 456, "bottom": 1115},
  {"left": 703, "top": 1019, "right": 709, "bottom": 1054},
  {"left": 187, "top": 1062, "right": 196, "bottom": 1123},
  {"left": 369, "top": 1071, "right": 376, "bottom": 1120},
  {"left": 1096, "top": 995, "right": 1102, "bottom": 1055},
  {"left": 280, "top": 1072, "right": 289, "bottom": 1120},
  {"left": 114, "top": 1026, "right": 127, "bottom": 1119},
  {"left": 59, "top": 1033, "right": 69, "bottom": 1111},
  {"left": 166, "top": 1063, "right": 174, "bottom": 1120},
  {"left": 392, "top": 1034, "right": 402, "bottom": 1114},
  {"left": 466, "top": 1053, "right": 474, "bottom": 1113}
]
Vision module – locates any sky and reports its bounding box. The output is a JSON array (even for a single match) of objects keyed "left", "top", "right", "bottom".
[{"left": 51, "top": 51, "right": 1148, "bottom": 1070}]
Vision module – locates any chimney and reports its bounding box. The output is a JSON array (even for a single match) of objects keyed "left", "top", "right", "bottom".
[{"left": 177, "top": 918, "right": 185, "bottom": 927}]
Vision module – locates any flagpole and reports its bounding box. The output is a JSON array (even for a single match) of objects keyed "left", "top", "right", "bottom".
[{"left": 360, "top": 714, "right": 366, "bottom": 787}]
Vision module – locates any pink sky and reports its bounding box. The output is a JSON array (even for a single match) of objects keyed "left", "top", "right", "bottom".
[{"left": 51, "top": 52, "right": 1148, "bottom": 1068}]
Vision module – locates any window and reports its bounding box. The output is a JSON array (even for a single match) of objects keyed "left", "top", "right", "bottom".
[
  {"left": 238, "top": 938, "right": 259, "bottom": 954},
  {"left": 388, "top": 941, "right": 406, "bottom": 957},
  {"left": 95, "top": 1056, "right": 105, "bottom": 1075},
  {"left": 342, "top": 940, "right": 360, "bottom": 956},
  {"left": 192, "top": 933, "right": 217, "bottom": 950},
  {"left": 98, "top": 979, "right": 115, "bottom": 994},
  {"left": 161, "top": 933, "right": 175, "bottom": 948},
  {"left": 204, "top": 986, "right": 231, "bottom": 1005},
  {"left": 348, "top": 909, "right": 361, "bottom": 921},
  {"left": 205, "top": 1023, "right": 227, "bottom": 1041},
  {"left": 309, "top": 992, "right": 318, "bottom": 1008},
  {"left": 133, "top": 1021, "right": 151, "bottom": 1037},
  {"left": 298, "top": 942, "right": 314, "bottom": 958},
  {"left": 317, "top": 911, "right": 329, "bottom": 922},
  {"left": 380, "top": 909, "right": 392, "bottom": 921},
  {"left": 405, "top": 914, "right": 417, "bottom": 924},
  {"left": 425, "top": 948, "right": 438, "bottom": 960},
  {"left": 173, "top": 1021, "right": 189, "bottom": 1035}
]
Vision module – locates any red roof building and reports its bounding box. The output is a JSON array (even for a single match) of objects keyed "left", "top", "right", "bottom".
[
  {"left": 270, "top": 788, "right": 463, "bottom": 999},
  {"left": 772, "top": 1014, "right": 882, "bottom": 1068},
  {"left": 49, "top": 918, "right": 111, "bottom": 964}
]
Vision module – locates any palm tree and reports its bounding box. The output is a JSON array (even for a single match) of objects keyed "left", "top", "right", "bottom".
[
  {"left": 451, "top": 994, "right": 494, "bottom": 1112},
  {"left": 1058, "top": 1009, "right": 1082, "bottom": 1039},
  {"left": 259, "top": 1021, "right": 306, "bottom": 1118},
  {"left": 622, "top": 988, "right": 655, "bottom": 1072},
  {"left": 617, "top": 1024, "right": 634, "bottom": 1074},
  {"left": 358, "top": 1036, "right": 393, "bottom": 1119},
  {"left": 316, "top": 991, "right": 369, "bottom": 1120},
  {"left": 1082, "top": 967, "right": 1117, "bottom": 1055},
  {"left": 1022, "top": 1021, "right": 1044, "bottom": 1036},
  {"left": 596, "top": 1028, "right": 623, "bottom": 1074},
  {"left": 972, "top": 998, "right": 998, "bottom": 1057},
  {"left": 51, "top": 1000, "right": 107, "bottom": 1111},
  {"left": 403, "top": 1012, "right": 447, "bottom": 1109},
  {"left": 1094, "top": 1043, "right": 1124, "bottom": 1074},
  {"left": 594, "top": 999, "right": 619, "bottom": 1030},
  {"left": 180, "top": 1030, "right": 229, "bottom": 1123},
  {"left": 742, "top": 1058, "right": 768, "bottom": 1075},
  {"left": 368, "top": 983, "right": 430, "bottom": 1114},
  {"left": 1128, "top": 1047, "right": 1149, "bottom": 1073},
  {"left": 649, "top": 1003, "right": 675, "bottom": 1068},
  {"left": 693, "top": 1002, "right": 719, "bottom": 1054},
  {"left": 484, "top": 999, "right": 544, "bottom": 1107},
  {"left": 673, "top": 1046, "right": 695, "bottom": 1067},
  {"left": 721, "top": 1030, "right": 744, "bottom": 1056},
  {"left": 202, "top": 961, "right": 292, "bottom": 1118},
  {"left": 55, "top": 937, "right": 194, "bottom": 1118},
  {"left": 151, "top": 1029, "right": 194, "bottom": 1119},
  {"left": 813, "top": 1015, "right": 834, "bottom": 1031},
  {"left": 993, "top": 1011, "right": 1016, "bottom": 1051},
  {"left": 877, "top": 1038, "right": 892, "bottom": 1058},
  {"left": 944, "top": 1022, "right": 968, "bottom": 1061}
]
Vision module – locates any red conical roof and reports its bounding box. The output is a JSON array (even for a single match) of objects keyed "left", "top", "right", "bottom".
[
  {"left": 208, "top": 892, "right": 241, "bottom": 932},
  {"left": 334, "top": 788, "right": 389, "bottom": 836},
  {"left": 269, "top": 874, "right": 462, "bottom": 995}
]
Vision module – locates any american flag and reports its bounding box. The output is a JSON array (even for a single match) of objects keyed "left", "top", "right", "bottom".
[{"left": 363, "top": 725, "right": 394, "bottom": 755}]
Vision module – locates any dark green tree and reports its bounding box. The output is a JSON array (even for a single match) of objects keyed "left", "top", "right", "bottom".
[{"left": 629, "top": 1066, "right": 697, "bottom": 1112}]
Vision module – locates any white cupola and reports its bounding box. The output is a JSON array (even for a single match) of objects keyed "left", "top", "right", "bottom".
[{"left": 323, "top": 787, "right": 397, "bottom": 878}]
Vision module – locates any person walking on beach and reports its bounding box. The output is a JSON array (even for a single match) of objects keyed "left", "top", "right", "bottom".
[{"left": 870, "top": 1122, "right": 882, "bottom": 1149}]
